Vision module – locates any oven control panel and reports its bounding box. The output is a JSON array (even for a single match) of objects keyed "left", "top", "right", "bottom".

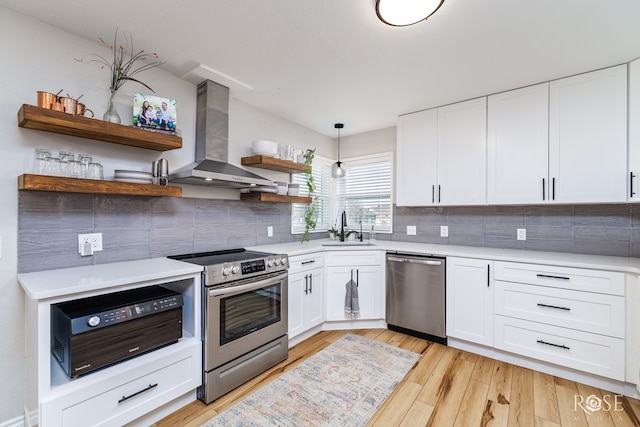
[
  {"left": 207, "top": 254, "right": 289, "bottom": 285},
  {"left": 241, "top": 259, "right": 266, "bottom": 274}
]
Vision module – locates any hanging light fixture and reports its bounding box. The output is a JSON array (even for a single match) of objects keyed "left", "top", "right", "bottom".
[
  {"left": 331, "top": 123, "right": 346, "bottom": 179},
  {"left": 375, "top": 0, "right": 445, "bottom": 27}
]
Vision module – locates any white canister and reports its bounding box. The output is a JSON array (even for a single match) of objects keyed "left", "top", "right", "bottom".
[
  {"left": 275, "top": 181, "right": 288, "bottom": 195},
  {"left": 288, "top": 183, "right": 300, "bottom": 196}
]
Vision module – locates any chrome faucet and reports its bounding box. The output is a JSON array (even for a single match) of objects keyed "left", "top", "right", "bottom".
[{"left": 340, "top": 211, "right": 347, "bottom": 242}]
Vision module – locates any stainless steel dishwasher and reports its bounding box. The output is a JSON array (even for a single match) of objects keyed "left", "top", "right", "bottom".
[{"left": 386, "top": 253, "right": 446, "bottom": 344}]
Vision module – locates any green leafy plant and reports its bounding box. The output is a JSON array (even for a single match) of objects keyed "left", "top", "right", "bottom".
[{"left": 302, "top": 148, "right": 317, "bottom": 242}]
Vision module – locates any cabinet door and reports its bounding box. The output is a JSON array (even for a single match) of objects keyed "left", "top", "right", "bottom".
[
  {"left": 437, "top": 98, "right": 487, "bottom": 205},
  {"left": 630, "top": 59, "right": 640, "bottom": 201},
  {"left": 487, "top": 83, "right": 549, "bottom": 204},
  {"left": 549, "top": 65, "right": 627, "bottom": 203},
  {"left": 304, "top": 268, "right": 325, "bottom": 329},
  {"left": 287, "top": 271, "right": 307, "bottom": 338},
  {"left": 446, "top": 257, "right": 493, "bottom": 346},
  {"left": 396, "top": 109, "right": 438, "bottom": 206},
  {"left": 325, "top": 265, "right": 382, "bottom": 321}
]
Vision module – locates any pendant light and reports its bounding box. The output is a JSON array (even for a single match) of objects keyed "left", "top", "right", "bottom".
[
  {"left": 331, "top": 123, "right": 346, "bottom": 179},
  {"left": 375, "top": 0, "right": 445, "bottom": 27}
]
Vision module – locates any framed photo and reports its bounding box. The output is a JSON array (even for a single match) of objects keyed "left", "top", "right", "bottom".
[{"left": 133, "top": 93, "right": 177, "bottom": 133}]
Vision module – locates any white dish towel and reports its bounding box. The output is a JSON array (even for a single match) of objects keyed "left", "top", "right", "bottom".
[{"left": 344, "top": 274, "right": 360, "bottom": 319}]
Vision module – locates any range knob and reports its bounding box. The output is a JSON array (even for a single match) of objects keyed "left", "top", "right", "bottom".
[
  {"left": 87, "top": 316, "right": 101, "bottom": 327},
  {"left": 274, "top": 258, "right": 281, "bottom": 266},
  {"left": 279, "top": 257, "right": 287, "bottom": 266},
  {"left": 268, "top": 259, "right": 275, "bottom": 267},
  {"left": 222, "top": 267, "right": 231, "bottom": 276},
  {"left": 231, "top": 265, "right": 240, "bottom": 274}
]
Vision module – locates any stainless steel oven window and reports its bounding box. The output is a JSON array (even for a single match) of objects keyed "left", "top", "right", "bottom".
[{"left": 219, "top": 283, "right": 282, "bottom": 345}]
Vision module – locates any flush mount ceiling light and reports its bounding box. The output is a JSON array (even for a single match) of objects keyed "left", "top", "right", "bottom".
[
  {"left": 375, "top": 0, "right": 445, "bottom": 27},
  {"left": 331, "top": 123, "right": 347, "bottom": 179}
]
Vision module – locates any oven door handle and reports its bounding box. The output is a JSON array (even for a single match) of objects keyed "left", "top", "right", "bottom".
[{"left": 208, "top": 271, "right": 288, "bottom": 298}]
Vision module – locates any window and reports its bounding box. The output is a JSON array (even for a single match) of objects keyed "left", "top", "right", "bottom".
[{"left": 291, "top": 152, "right": 393, "bottom": 234}]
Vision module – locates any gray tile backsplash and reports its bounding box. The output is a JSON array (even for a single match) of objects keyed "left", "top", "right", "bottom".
[
  {"left": 17, "top": 192, "right": 640, "bottom": 273},
  {"left": 392, "top": 203, "right": 640, "bottom": 257}
]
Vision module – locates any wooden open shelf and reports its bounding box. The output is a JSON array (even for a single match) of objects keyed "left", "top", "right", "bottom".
[
  {"left": 18, "top": 174, "right": 182, "bottom": 197},
  {"left": 240, "top": 192, "right": 311, "bottom": 204},
  {"left": 17, "top": 104, "right": 182, "bottom": 151},
  {"left": 241, "top": 155, "right": 310, "bottom": 174}
]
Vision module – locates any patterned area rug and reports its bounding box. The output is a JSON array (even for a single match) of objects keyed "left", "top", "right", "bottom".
[{"left": 201, "top": 334, "right": 420, "bottom": 427}]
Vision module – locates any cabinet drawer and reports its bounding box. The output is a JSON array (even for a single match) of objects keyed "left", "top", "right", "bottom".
[
  {"left": 61, "top": 355, "right": 195, "bottom": 426},
  {"left": 325, "top": 251, "right": 382, "bottom": 266},
  {"left": 289, "top": 252, "right": 324, "bottom": 272},
  {"left": 495, "top": 316, "right": 625, "bottom": 381},
  {"left": 494, "top": 281, "right": 625, "bottom": 338},
  {"left": 494, "top": 261, "right": 625, "bottom": 295}
]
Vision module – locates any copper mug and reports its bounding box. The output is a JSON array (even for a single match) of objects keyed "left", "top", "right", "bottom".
[
  {"left": 76, "top": 103, "right": 94, "bottom": 117},
  {"left": 59, "top": 97, "right": 77, "bottom": 115},
  {"left": 36, "top": 91, "right": 61, "bottom": 109}
]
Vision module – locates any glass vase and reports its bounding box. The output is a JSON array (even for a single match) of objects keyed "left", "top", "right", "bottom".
[{"left": 103, "top": 89, "right": 121, "bottom": 124}]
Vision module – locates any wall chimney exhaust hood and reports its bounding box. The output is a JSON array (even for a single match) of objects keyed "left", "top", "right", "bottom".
[{"left": 169, "top": 80, "right": 273, "bottom": 188}]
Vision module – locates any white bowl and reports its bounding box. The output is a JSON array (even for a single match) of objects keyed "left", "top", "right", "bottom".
[
  {"left": 253, "top": 140, "right": 278, "bottom": 157},
  {"left": 275, "top": 181, "right": 288, "bottom": 195}
]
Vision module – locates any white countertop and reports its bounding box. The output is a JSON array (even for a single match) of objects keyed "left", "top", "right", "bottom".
[
  {"left": 249, "top": 239, "right": 640, "bottom": 274},
  {"left": 18, "top": 257, "right": 204, "bottom": 300}
]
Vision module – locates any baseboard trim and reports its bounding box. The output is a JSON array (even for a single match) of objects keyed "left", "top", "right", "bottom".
[{"left": 0, "top": 413, "right": 28, "bottom": 427}]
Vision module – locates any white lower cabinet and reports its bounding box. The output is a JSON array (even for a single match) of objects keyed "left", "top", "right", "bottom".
[
  {"left": 288, "top": 252, "right": 325, "bottom": 339},
  {"left": 18, "top": 260, "right": 203, "bottom": 427},
  {"left": 493, "top": 261, "right": 626, "bottom": 381},
  {"left": 325, "top": 251, "right": 384, "bottom": 321},
  {"left": 494, "top": 316, "right": 625, "bottom": 381},
  {"left": 446, "top": 257, "right": 494, "bottom": 346}
]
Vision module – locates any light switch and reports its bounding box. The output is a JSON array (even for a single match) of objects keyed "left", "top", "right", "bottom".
[
  {"left": 267, "top": 226, "right": 273, "bottom": 237},
  {"left": 440, "top": 226, "right": 448, "bottom": 237}
]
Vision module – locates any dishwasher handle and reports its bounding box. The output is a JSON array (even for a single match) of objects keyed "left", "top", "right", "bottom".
[{"left": 387, "top": 256, "right": 442, "bottom": 266}]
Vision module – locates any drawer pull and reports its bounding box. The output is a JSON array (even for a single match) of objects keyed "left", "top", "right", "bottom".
[
  {"left": 536, "top": 274, "right": 570, "bottom": 281},
  {"left": 536, "top": 340, "right": 570, "bottom": 350},
  {"left": 118, "top": 383, "right": 158, "bottom": 404},
  {"left": 537, "top": 303, "right": 570, "bottom": 311},
  {"left": 301, "top": 260, "right": 316, "bottom": 265}
]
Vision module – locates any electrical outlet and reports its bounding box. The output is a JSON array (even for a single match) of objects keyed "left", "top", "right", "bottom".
[
  {"left": 517, "top": 228, "right": 527, "bottom": 241},
  {"left": 440, "top": 226, "right": 449, "bottom": 237},
  {"left": 78, "top": 233, "right": 103, "bottom": 255},
  {"left": 407, "top": 225, "right": 417, "bottom": 236},
  {"left": 267, "top": 226, "right": 273, "bottom": 237}
]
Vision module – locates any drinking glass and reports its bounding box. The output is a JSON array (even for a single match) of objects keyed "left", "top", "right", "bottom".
[
  {"left": 33, "top": 148, "right": 51, "bottom": 175},
  {"left": 59, "top": 151, "right": 74, "bottom": 177},
  {"left": 68, "top": 160, "right": 82, "bottom": 178},
  {"left": 78, "top": 154, "right": 92, "bottom": 178},
  {"left": 87, "top": 162, "right": 103, "bottom": 180},
  {"left": 48, "top": 157, "right": 61, "bottom": 176}
]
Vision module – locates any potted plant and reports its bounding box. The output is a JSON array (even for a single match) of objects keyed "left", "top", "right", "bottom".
[
  {"left": 328, "top": 220, "right": 338, "bottom": 240},
  {"left": 301, "top": 148, "right": 317, "bottom": 242}
]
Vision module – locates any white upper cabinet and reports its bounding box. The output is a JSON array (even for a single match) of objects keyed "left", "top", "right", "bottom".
[
  {"left": 629, "top": 58, "right": 640, "bottom": 201},
  {"left": 487, "top": 83, "right": 550, "bottom": 204},
  {"left": 396, "top": 98, "right": 487, "bottom": 206},
  {"left": 549, "top": 64, "right": 627, "bottom": 203},
  {"left": 437, "top": 97, "right": 487, "bottom": 205},
  {"left": 396, "top": 108, "right": 438, "bottom": 206}
]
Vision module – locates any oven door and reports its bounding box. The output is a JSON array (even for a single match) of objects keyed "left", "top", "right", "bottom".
[{"left": 204, "top": 271, "right": 288, "bottom": 371}]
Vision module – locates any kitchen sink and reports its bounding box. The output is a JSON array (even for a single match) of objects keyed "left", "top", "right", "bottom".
[{"left": 321, "top": 241, "right": 376, "bottom": 247}]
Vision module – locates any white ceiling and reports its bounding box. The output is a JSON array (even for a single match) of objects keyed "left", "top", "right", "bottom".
[{"left": 2, "top": 0, "right": 640, "bottom": 137}]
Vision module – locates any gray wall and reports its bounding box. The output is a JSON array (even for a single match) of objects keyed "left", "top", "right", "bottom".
[{"left": 18, "top": 193, "right": 640, "bottom": 273}]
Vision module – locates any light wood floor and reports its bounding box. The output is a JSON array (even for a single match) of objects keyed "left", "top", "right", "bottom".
[{"left": 153, "top": 329, "right": 640, "bottom": 426}]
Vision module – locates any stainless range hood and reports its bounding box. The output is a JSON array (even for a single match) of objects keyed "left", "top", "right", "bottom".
[{"left": 169, "top": 80, "right": 273, "bottom": 188}]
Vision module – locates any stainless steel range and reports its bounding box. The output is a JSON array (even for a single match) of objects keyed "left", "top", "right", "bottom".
[{"left": 168, "top": 249, "right": 289, "bottom": 404}]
